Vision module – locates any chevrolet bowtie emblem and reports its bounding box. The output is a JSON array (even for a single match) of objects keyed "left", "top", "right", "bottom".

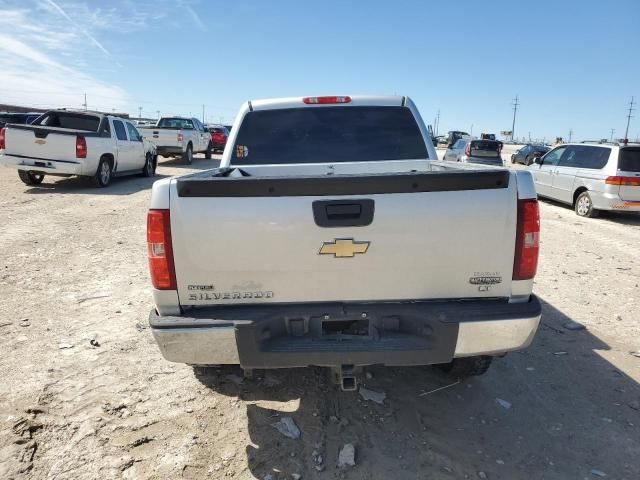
[{"left": 319, "top": 238, "right": 370, "bottom": 258}]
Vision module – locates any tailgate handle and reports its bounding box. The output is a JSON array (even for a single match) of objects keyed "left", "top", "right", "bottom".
[
  {"left": 326, "top": 204, "right": 361, "bottom": 219},
  {"left": 313, "top": 199, "right": 374, "bottom": 227}
]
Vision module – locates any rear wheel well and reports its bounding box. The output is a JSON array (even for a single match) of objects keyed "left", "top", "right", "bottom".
[
  {"left": 100, "top": 153, "right": 114, "bottom": 169},
  {"left": 573, "top": 187, "right": 588, "bottom": 206}
]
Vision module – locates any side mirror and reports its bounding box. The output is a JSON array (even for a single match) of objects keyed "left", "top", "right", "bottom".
[{"left": 533, "top": 157, "right": 543, "bottom": 165}]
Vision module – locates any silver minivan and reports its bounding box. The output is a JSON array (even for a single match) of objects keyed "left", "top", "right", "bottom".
[{"left": 529, "top": 143, "right": 640, "bottom": 217}]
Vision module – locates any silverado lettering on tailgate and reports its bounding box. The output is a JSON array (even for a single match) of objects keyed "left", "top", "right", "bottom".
[{"left": 188, "top": 290, "right": 274, "bottom": 301}]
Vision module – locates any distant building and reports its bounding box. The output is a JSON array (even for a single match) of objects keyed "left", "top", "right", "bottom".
[
  {"left": 0, "top": 104, "right": 47, "bottom": 114},
  {"left": 0, "top": 104, "right": 129, "bottom": 118}
]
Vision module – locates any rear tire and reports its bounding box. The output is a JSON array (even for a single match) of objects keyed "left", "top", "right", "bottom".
[
  {"left": 205, "top": 142, "right": 212, "bottom": 159},
  {"left": 575, "top": 191, "right": 598, "bottom": 217},
  {"left": 18, "top": 170, "right": 44, "bottom": 185},
  {"left": 182, "top": 144, "right": 193, "bottom": 164},
  {"left": 94, "top": 157, "right": 112, "bottom": 187},
  {"left": 438, "top": 356, "right": 493, "bottom": 378}
]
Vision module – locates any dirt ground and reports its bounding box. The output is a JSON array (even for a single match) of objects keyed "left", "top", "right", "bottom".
[{"left": 0, "top": 152, "right": 639, "bottom": 480}]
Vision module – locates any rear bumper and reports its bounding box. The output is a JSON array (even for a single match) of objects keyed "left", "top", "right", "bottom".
[
  {"left": 149, "top": 296, "right": 541, "bottom": 367},
  {"left": 1, "top": 154, "right": 84, "bottom": 175},
  {"left": 156, "top": 146, "right": 183, "bottom": 156},
  {"left": 590, "top": 190, "right": 640, "bottom": 212}
]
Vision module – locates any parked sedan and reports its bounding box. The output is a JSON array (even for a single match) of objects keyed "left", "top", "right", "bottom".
[
  {"left": 443, "top": 138, "right": 468, "bottom": 162},
  {"left": 207, "top": 125, "right": 229, "bottom": 153},
  {"left": 511, "top": 144, "right": 550, "bottom": 165}
]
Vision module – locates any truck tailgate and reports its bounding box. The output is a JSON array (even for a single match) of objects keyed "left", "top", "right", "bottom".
[
  {"left": 4, "top": 126, "right": 78, "bottom": 160},
  {"left": 141, "top": 129, "right": 181, "bottom": 147},
  {"left": 168, "top": 170, "right": 517, "bottom": 306}
]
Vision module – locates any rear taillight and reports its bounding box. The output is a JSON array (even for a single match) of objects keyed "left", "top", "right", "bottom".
[
  {"left": 513, "top": 199, "right": 540, "bottom": 281},
  {"left": 303, "top": 96, "right": 352, "bottom": 104},
  {"left": 147, "top": 209, "right": 177, "bottom": 290},
  {"left": 76, "top": 135, "right": 87, "bottom": 158},
  {"left": 0, "top": 128, "right": 5, "bottom": 149},
  {"left": 606, "top": 176, "right": 640, "bottom": 186},
  {"left": 464, "top": 142, "right": 471, "bottom": 157},
  {"left": 177, "top": 133, "right": 183, "bottom": 142}
]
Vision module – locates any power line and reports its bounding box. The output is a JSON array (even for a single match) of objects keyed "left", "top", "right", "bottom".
[
  {"left": 624, "top": 96, "right": 635, "bottom": 141},
  {"left": 511, "top": 95, "right": 519, "bottom": 142}
]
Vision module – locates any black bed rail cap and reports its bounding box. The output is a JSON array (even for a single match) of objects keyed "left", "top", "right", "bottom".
[{"left": 175, "top": 169, "right": 510, "bottom": 198}]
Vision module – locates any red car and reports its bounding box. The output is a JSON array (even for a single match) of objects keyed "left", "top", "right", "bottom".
[{"left": 207, "top": 125, "right": 229, "bottom": 153}]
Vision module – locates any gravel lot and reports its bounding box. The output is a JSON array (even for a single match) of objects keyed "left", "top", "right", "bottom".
[{"left": 0, "top": 152, "right": 639, "bottom": 480}]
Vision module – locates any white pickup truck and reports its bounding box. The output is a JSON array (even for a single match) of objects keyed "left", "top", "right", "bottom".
[
  {"left": 1, "top": 110, "right": 157, "bottom": 187},
  {"left": 146, "top": 95, "right": 542, "bottom": 390},
  {"left": 139, "top": 117, "right": 212, "bottom": 164}
]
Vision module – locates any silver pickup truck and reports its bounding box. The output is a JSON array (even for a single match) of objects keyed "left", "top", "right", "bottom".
[{"left": 146, "top": 95, "right": 542, "bottom": 389}]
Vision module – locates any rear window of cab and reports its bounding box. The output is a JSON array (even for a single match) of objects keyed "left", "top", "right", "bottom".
[{"left": 232, "top": 106, "right": 428, "bottom": 164}]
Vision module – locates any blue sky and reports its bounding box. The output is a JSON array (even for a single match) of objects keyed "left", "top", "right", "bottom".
[{"left": 0, "top": 0, "right": 638, "bottom": 141}]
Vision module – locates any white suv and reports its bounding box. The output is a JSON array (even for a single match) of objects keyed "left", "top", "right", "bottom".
[{"left": 529, "top": 142, "right": 640, "bottom": 217}]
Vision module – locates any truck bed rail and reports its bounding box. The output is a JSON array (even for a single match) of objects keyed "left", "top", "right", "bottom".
[{"left": 176, "top": 169, "right": 510, "bottom": 197}]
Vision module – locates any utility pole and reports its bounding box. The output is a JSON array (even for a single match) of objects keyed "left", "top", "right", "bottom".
[
  {"left": 138, "top": 106, "right": 142, "bottom": 119},
  {"left": 435, "top": 110, "right": 440, "bottom": 136},
  {"left": 156, "top": 110, "right": 160, "bottom": 120},
  {"left": 83, "top": 93, "right": 87, "bottom": 111},
  {"left": 511, "top": 95, "right": 519, "bottom": 142},
  {"left": 624, "top": 96, "right": 635, "bottom": 141},
  {"left": 202, "top": 104, "right": 205, "bottom": 124},
  {"left": 470, "top": 124, "right": 473, "bottom": 135},
  {"left": 610, "top": 128, "right": 615, "bottom": 142},
  {"left": 568, "top": 129, "right": 573, "bottom": 143},
  {"left": 528, "top": 131, "right": 531, "bottom": 142}
]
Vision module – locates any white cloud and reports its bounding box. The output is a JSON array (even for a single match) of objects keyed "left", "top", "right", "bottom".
[
  {"left": 185, "top": 5, "right": 207, "bottom": 32},
  {"left": 0, "top": 30, "right": 128, "bottom": 111},
  {"left": 0, "top": 0, "right": 209, "bottom": 113},
  {"left": 0, "top": 2, "right": 128, "bottom": 111},
  {"left": 40, "top": 0, "right": 110, "bottom": 56}
]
